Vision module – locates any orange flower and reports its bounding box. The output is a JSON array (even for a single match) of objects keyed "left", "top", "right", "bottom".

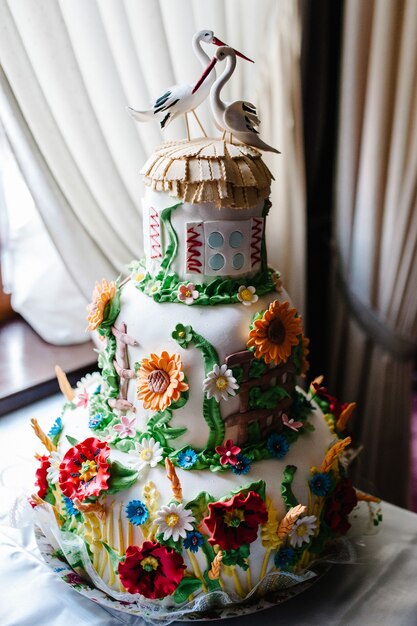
[
  {"left": 137, "top": 352, "right": 189, "bottom": 412},
  {"left": 86, "top": 279, "right": 117, "bottom": 331},
  {"left": 247, "top": 300, "right": 303, "bottom": 366}
]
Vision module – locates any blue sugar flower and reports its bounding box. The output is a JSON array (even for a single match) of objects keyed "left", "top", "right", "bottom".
[
  {"left": 126, "top": 500, "right": 149, "bottom": 526},
  {"left": 232, "top": 454, "right": 251, "bottom": 475},
  {"left": 183, "top": 530, "right": 204, "bottom": 553},
  {"left": 274, "top": 547, "right": 296, "bottom": 569},
  {"left": 309, "top": 472, "right": 333, "bottom": 496},
  {"left": 267, "top": 433, "right": 289, "bottom": 459},
  {"left": 93, "top": 385, "right": 101, "bottom": 395},
  {"left": 88, "top": 413, "right": 104, "bottom": 430},
  {"left": 63, "top": 496, "right": 80, "bottom": 517},
  {"left": 177, "top": 448, "right": 198, "bottom": 469},
  {"left": 48, "top": 417, "right": 63, "bottom": 437}
]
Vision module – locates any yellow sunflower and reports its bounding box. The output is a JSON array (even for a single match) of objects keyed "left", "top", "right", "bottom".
[
  {"left": 137, "top": 352, "right": 189, "bottom": 412},
  {"left": 247, "top": 300, "right": 303, "bottom": 365},
  {"left": 86, "top": 279, "right": 117, "bottom": 331}
]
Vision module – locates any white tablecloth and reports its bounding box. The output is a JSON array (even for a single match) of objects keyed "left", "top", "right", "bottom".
[{"left": 0, "top": 501, "right": 416, "bottom": 626}]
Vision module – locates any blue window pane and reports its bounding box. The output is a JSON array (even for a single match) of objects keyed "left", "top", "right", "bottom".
[
  {"left": 232, "top": 253, "right": 245, "bottom": 270},
  {"left": 229, "top": 231, "right": 243, "bottom": 248},
  {"left": 208, "top": 253, "right": 225, "bottom": 271},
  {"left": 207, "top": 231, "right": 224, "bottom": 249}
]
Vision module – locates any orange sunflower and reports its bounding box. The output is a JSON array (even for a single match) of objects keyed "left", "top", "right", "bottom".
[
  {"left": 137, "top": 352, "right": 189, "bottom": 412},
  {"left": 86, "top": 279, "right": 117, "bottom": 331},
  {"left": 247, "top": 300, "right": 303, "bottom": 366}
]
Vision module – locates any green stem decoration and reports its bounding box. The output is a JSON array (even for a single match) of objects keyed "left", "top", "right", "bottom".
[
  {"left": 158, "top": 203, "right": 182, "bottom": 284},
  {"left": 172, "top": 326, "right": 225, "bottom": 450},
  {"left": 281, "top": 465, "right": 300, "bottom": 510}
]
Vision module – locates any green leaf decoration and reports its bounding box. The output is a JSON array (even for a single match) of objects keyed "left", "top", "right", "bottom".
[
  {"left": 222, "top": 544, "right": 250, "bottom": 570},
  {"left": 231, "top": 366, "right": 244, "bottom": 384},
  {"left": 281, "top": 465, "right": 299, "bottom": 510},
  {"left": 169, "top": 388, "right": 189, "bottom": 410},
  {"left": 66, "top": 435, "right": 79, "bottom": 447},
  {"left": 106, "top": 460, "right": 139, "bottom": 495},
  {"left": 249, "top": 359, "right": 267, "bottom": 379},
  {"left": 102, "top": 542, "right": 124, "bottom": 574},
  {"left": 227, "top": 479, "right": 266, "bottom": 502},
  {"left": 146, "top": 408, "right": 188, "bottom": 445},
  {"left": 249, "top": 385, "right": 289, "bottom": 410},
  {"left": 155, "top": 533, "right": 182, "bottom": 553},
  {"left": 114, "top": 438, "right": 136, "bottom": 453},
  {"left": 43, "top": 488, "right": 56, "bottom": 506},
  {"left": 99, "top": 286, "right": 121, "bottom": 331},
  {"left": 173, "top": 577, "right": 202, "bottom": 604},
  {"left": 185, "top": 491, "right": 215, "bottom": 523}
]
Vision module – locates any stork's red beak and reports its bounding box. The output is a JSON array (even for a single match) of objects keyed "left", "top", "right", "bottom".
[
  {"left": 212, "top": 35, "right": 254, "bottom": 63},
  {"left": 192, "top": 57, "right": 217, "bottom": 94}
]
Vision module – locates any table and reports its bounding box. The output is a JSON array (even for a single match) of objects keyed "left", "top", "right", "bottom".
[{"left": 0, "top": 501, "right": 416, "bottom": 626}]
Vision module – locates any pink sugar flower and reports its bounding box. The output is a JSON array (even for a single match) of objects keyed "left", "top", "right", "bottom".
[
  {"left": 113, "top": 415, "right": 136, "bottom": 439},
  {"left": 76, "top": 390, "right": 89, "bottom": 408},
  {"left": 177, "top": 283, "right": 199, "bottom": 305}
]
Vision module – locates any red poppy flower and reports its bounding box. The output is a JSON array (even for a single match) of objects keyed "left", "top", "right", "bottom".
[
  {"left": 118, "top": 542, "right": 185, "bottom": 598},
  {"left": 324, "top": 478, "right": 358, "bottom": 535},
  {"left": 215, "top": 439, "right": 241, "bottom": 466},
  {"left": 59, "top": 437, "right": 110, "bottom": 502},
  {"left": 204, "top": 490, "right": 267, "bottom": 551},
  {"left": 35, "top": 455, "right": 50, "bottom": 499}
]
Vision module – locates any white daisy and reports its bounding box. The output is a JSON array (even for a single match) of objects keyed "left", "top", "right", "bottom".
[
  {"left": 127, "top": 437, "right": 163, "bottom": 472},
  {"left": 46, "top": 451, "right": 61, "bottom": 484},
  {"left": 154, "top": 502, "right": 195, "bottom": 542},
  {"left": 289, "top": 515, "right": 318, "bottom": 548},
  {"left": 237, "top": 285, "right": 259, "bottom": 306},
  {"left": 203, "top": 364, "right": 239, "bottom": 402}
]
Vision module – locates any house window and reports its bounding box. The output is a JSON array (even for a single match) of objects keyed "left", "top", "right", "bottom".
[{"left": 203, "top": 220, "right": 251, "bottom": 276}]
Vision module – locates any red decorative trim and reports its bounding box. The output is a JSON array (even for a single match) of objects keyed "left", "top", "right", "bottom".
[
  {"left": 149, "top": 207, "right": 162, "bottom": 259},
  {"left": 250, "top": 217, "right": 263, "bottom": 267},
  {"left": 186, "top": 222, "right": 203, "bottom": 273}
]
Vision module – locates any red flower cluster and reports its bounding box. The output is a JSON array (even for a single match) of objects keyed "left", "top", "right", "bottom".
[
  {"left": 312, "top": 383, "right": 348, "bottom": 421},
  {"left": 118, "top": 542, "right": 185, "bottom": 598},
  {"left": 215, "top": 439, "right": 241, "bottom": 466},
  {"left": 59, "top": 437, "right": 110, "bottom": 502},
  {"left": 204, "top": 490, "right": 267, "bottom": 551},
  {"left": 324, "top": 478, "right": 358, "bottom": 535},
  {"left": 35, "top": 455, "right": 50, "bottom": 499}
]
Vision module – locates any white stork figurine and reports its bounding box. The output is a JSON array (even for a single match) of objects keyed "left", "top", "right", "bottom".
[
  {"left": 192, "top": 46, "right": 280, "bottom": 153},
  {"left": 128, "top": 31, "right": 253, "bottom": 138}
]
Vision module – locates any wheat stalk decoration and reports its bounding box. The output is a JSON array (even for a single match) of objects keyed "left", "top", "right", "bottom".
[
  {"left": 31, "top": 418, "right": 57, "bottom": 453},
  {"left": 165, "top": 458, "right": 183, "bottom": 502},
  {"left": 355, "top": 490, "right": 381, "bottom": 503},
  {"left": 320, "top": 437, "right": 352, "bottom": 473},
  {"left": 73, "top": 497, "right": 106, "bottom": 521},
  {"left": 277, "top": 504, "right": 307, "bottom": 539},
  {"left": 336, "top": 402, "right": 356, "bottom": 431},
  {"left": 55, "top": 365, "right": 75, "bottom": 401},
  {"left": 208, "top": 550, "right": 223, "bottom": 580}
]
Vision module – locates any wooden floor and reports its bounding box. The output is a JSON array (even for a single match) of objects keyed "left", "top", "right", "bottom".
[{"left": 0, "top": 317, "right": 96, "bottom": 415}]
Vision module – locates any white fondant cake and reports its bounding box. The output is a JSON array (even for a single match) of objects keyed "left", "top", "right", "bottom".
[{"left": 31, "top": 138, "right": 366, "bottom": 617}]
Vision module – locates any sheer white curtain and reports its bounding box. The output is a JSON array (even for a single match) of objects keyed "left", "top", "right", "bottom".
[
  {"left": 330, "top": 0, "right": 417, "bottom": 506},
  {"left": 0, "top": 0, "right": 306, "bottom": 343}
]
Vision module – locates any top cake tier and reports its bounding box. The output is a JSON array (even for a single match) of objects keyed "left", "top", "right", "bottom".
[{"left": 137, "top": 138, "right": 276, "bottom": 291}]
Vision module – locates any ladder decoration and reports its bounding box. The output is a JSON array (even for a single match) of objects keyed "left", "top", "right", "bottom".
[
  {"left": 108, "top": 322, "right": 137, "bottom": 412},
  {"left": 223, "top": 349, "right": 295, "bottom": 445}
]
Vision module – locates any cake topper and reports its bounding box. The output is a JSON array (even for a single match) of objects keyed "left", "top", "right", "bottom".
[
  {"left": 193, "top": 47, "right": 280, "bottom": 153},
  {"left": 128, "top": 30, "right": 253, "bottom": 139}
]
